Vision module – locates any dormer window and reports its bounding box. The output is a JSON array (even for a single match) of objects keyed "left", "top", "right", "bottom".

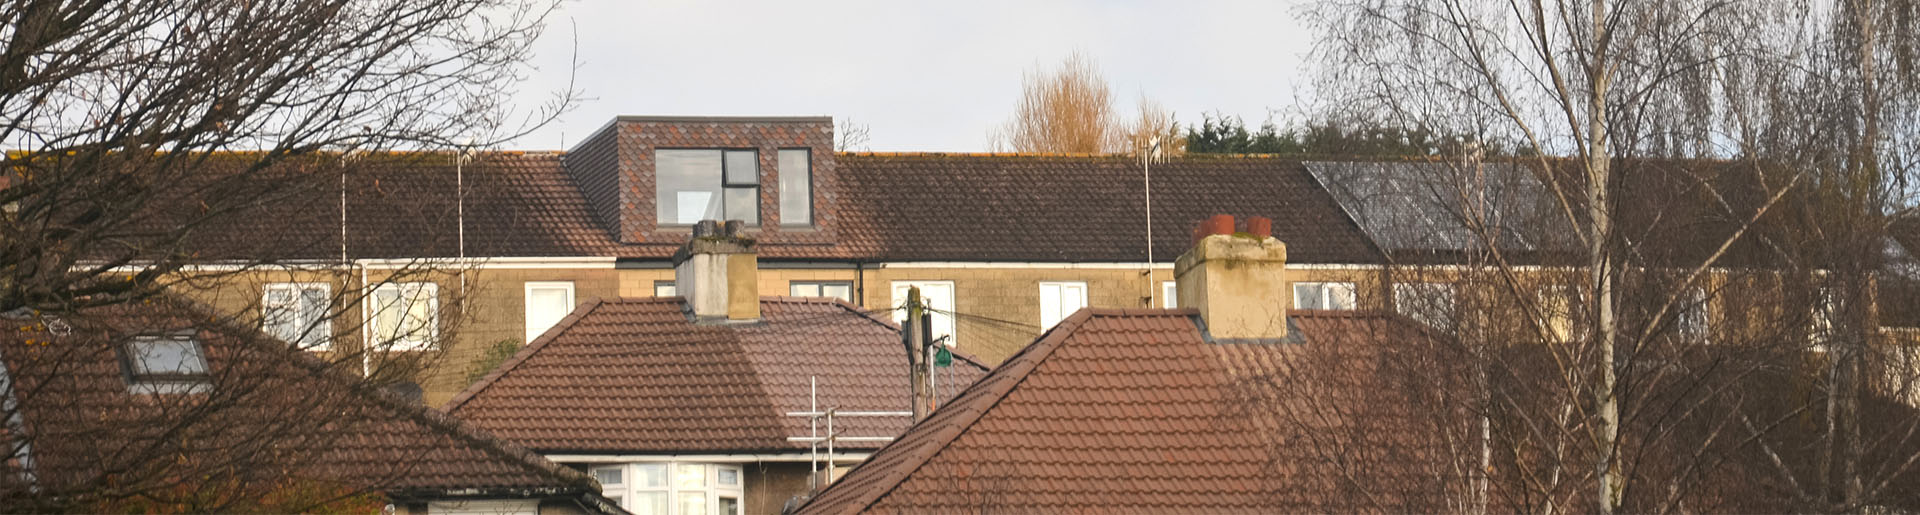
[
  {"left": 122, "top": 333, "right": 210, "bottom": 394},
  {"left": 658, "top": 149, "right": 759, "bottom": 225},
  {"left": 778, "top": 149, "right": 811, "bottom": 226}
]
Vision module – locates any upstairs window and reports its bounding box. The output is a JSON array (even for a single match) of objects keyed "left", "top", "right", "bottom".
[
  {"left": 1538, "top": 285, "right": 1580, "bottom": 343},
  {"left": 1394, "top": 282, "right": 1456, "bottom": 328},
  {"left": 654, "top": 281, "right": 677, "bottom": 297},
  {"left": 658, "top": 149, "right": 759, "bottom": 226},
  {"left": 1294, "top": 282, "right": 1357, "bottom": 310},
  {"left": 264, "top": 283, "right": 330, "bottom": 351},
  {"left": 1678, "top": 286, "right": 1710, "bottom": 343},
  {"left": 892, "top": 281, "right": 957, "bottom": 347},
  {"left": 1162, "top": 281, "right": 1177, "bottom": 308},
  {"left": 779, "top": 149, "right": 812, "bottom": 226},
  {"left": 122, "top": 333, "right": 210, "bottom": 394},
  {"left": 790, "top": 281, "right": 852, "bottom": 302},
  {"left": 525, "top": 281, "right": 576, "bottom": 343},
  {"left": 1039, "top": 281, "right": 1089, "bottom": 329},
  {"left": 1811, "top": 286, "right": 1838, "bottom": 351},
  {"left": 371, "top": 282, "right": 438, "bottom": 351}
]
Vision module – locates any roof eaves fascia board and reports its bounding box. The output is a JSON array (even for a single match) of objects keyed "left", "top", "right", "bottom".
[
  {"left": 877, "top": 262, "right": 1177, "bottom": 270},
  {"left": 355, "top": 257, "right": 618, "bottom": 270},
  {"left": 543, "top": 452, "right": 874, "bottom": 463},
  {"left": 615, "top": 115, "right": 834, "bottom": 124},
  {"left": 95, "top": 257, "right": 619, "bottom": 273}
]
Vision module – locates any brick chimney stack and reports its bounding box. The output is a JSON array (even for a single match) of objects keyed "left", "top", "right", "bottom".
[
  {"left": 673, "top": 220, "right": 761, "bottom": 324},
  {"left": 1174, "top": 215, "right": 1290, "bottom": 341}
]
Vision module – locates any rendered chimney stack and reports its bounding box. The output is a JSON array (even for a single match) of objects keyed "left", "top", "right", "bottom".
[
  {"left": 1174, "top": 214, "right": 1290, "bottom": 341},
  {"left": 673, "top": 220, "right": 761, "bottom": 323}
]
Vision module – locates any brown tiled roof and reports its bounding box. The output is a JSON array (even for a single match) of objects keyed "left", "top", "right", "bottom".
[
  {"left": 833, "top": 154, "right": 1383, "bottom": 263},
  {"left": 188, "top": 151, "right": 1383, "bottom": 263},
  {"left": 0, "top": 301, "right": 613, "bottom": 511},
  {"left": 797, "top": 308, "right": 1454, "bottom": 514},
  {"left": 443, "top": 297, "right": 991, "bottom": 454}
]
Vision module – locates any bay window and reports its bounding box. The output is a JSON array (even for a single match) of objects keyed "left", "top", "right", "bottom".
[{"left": 590, "top": 462, "right": 741, "bottom": 515}]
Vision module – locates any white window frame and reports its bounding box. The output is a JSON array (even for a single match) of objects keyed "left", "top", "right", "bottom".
[
  {"left": 1293, "top": 281, "right": 1358, "bottom": 310},
  {"left": 1812, "top": 286, "right": 1838, "bottom": 352},
  {"left": 1393, "top": 282, "right": 1456, "bottom": 328},
  {"left": 263, "top": 282, "right": 331, "bottom": 351},
  {"left": 1538, "top": 285, "right": 1579, "bottom": 344},
  {"left": 524, "top": 281, "right": 576, "bottom": 343},
  {"left": 591, "top": 462, "right": 742, "bottom": 515},
  {"left": 1677, "top": 286, "right": 1710, "bottom": 343},
  {"left": 789, "top": 281, "right": 854, "bottom": 302},
  {"left": 370, "top": 282, "right": 439, "bottom": 351},
  {"left": 1162, "top": 281, "right": 1178, "bottom": 308},
  {"left": 892, "top": 281, "right": 957, "bottom": 347},
  {"left": 1038, "top": 281, "right": 1089, "bottom": 329},
  {"left": 122, "top": 332, "right": 211, "bottom": 394},
  {"left": 654, "top": 281, "right": 677, "bottom": 297}
]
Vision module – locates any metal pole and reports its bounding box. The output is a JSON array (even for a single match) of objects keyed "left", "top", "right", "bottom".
[
  {"left": 825, "top": 408, "right": 836, "bottom": 485},
  {"left": 456, "top": 147, "right": 466, "bottom": 261},
  {"left": 808, "top": 375, "right": 818, "bottom": 490},
  {"left": 1143, "top": 139, "right": 1157, "bottom": 307},
  {"left": 927, "top": 332, "right": 936, "bottom": 410}
]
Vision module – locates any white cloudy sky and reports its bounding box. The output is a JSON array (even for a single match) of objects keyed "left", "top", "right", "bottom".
[{"left": 504, "top": 0, "right": 1316, "bottom": 152}]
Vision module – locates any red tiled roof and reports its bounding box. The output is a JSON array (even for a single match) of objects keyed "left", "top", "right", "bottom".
[
  {"left": 443, "top": 297, "right": 991, "bottom": 453},
  {"left": 0, "top": 301, "right": 612, "bottom": 510},
  {"left": 797, "top": 308, "right": 1455, "bottom": 514}
]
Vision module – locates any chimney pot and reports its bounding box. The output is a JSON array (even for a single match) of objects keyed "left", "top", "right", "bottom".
[
  {"left": 724, "top": 220, "right": 745, "bottom": 236},
  {"left": 1247, "top": 216, "right": 1272, "bottom": 239},
  {"left": 1173, "top": 216, "right": 1289, "bottom": 341},
  {"left": 1204, "top": 214, "right": 1235, "bottom": 237},
  {"left": 693, "top": 220, "right": 722, "bottom": 238}
]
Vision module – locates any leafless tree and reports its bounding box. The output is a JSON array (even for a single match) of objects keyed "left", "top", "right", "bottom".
[
  {"left": 990, "top": 52, "right": 1124, "bottom": 153},
  {"left": 1121, "top": 97, "right": 1187, "bottom": 158},
  {"left": 836, "top": 118, "right": 872, "bottom": 152},
  {"left": 0, "top": 0, "right": 573, "bottom": 509},
  {"left": 1296, "top": 0, "right": 1920, "bottom": 510}
]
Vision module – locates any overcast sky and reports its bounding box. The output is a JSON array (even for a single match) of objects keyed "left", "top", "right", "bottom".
[{"left": 504, "top": 0, "right": 1315, "bottom": 152}]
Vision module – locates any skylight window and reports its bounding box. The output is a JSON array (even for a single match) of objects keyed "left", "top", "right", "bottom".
[{"left": 122, "top": 333, "right": 210, "bottom": 394}]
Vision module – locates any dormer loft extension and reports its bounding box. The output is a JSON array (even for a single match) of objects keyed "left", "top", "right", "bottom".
[{"left": 564, "top": 116, "right": 836, "bottom": 245}]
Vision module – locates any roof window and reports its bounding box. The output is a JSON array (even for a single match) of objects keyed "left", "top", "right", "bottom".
[{"left": 122, "top": 333, "right": 211, "bottom": 394}]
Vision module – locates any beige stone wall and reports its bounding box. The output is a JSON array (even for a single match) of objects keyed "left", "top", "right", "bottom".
[
  {"left": 743, "top": 462, "right": 813, "bottom": 515},
  {"left": 856, "top": 265, "right": 1382, "bottom": 363},
  {"left": 170, "top": 263, "right": 1387, "bottom": 405}
]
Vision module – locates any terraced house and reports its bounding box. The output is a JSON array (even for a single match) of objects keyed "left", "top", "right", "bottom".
[
  {"left": 172, "top": 115, "right": 1392, "bottom": 405},
  {"left": 165, "top": 115, "right": 1917, "bottom": 407}
]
